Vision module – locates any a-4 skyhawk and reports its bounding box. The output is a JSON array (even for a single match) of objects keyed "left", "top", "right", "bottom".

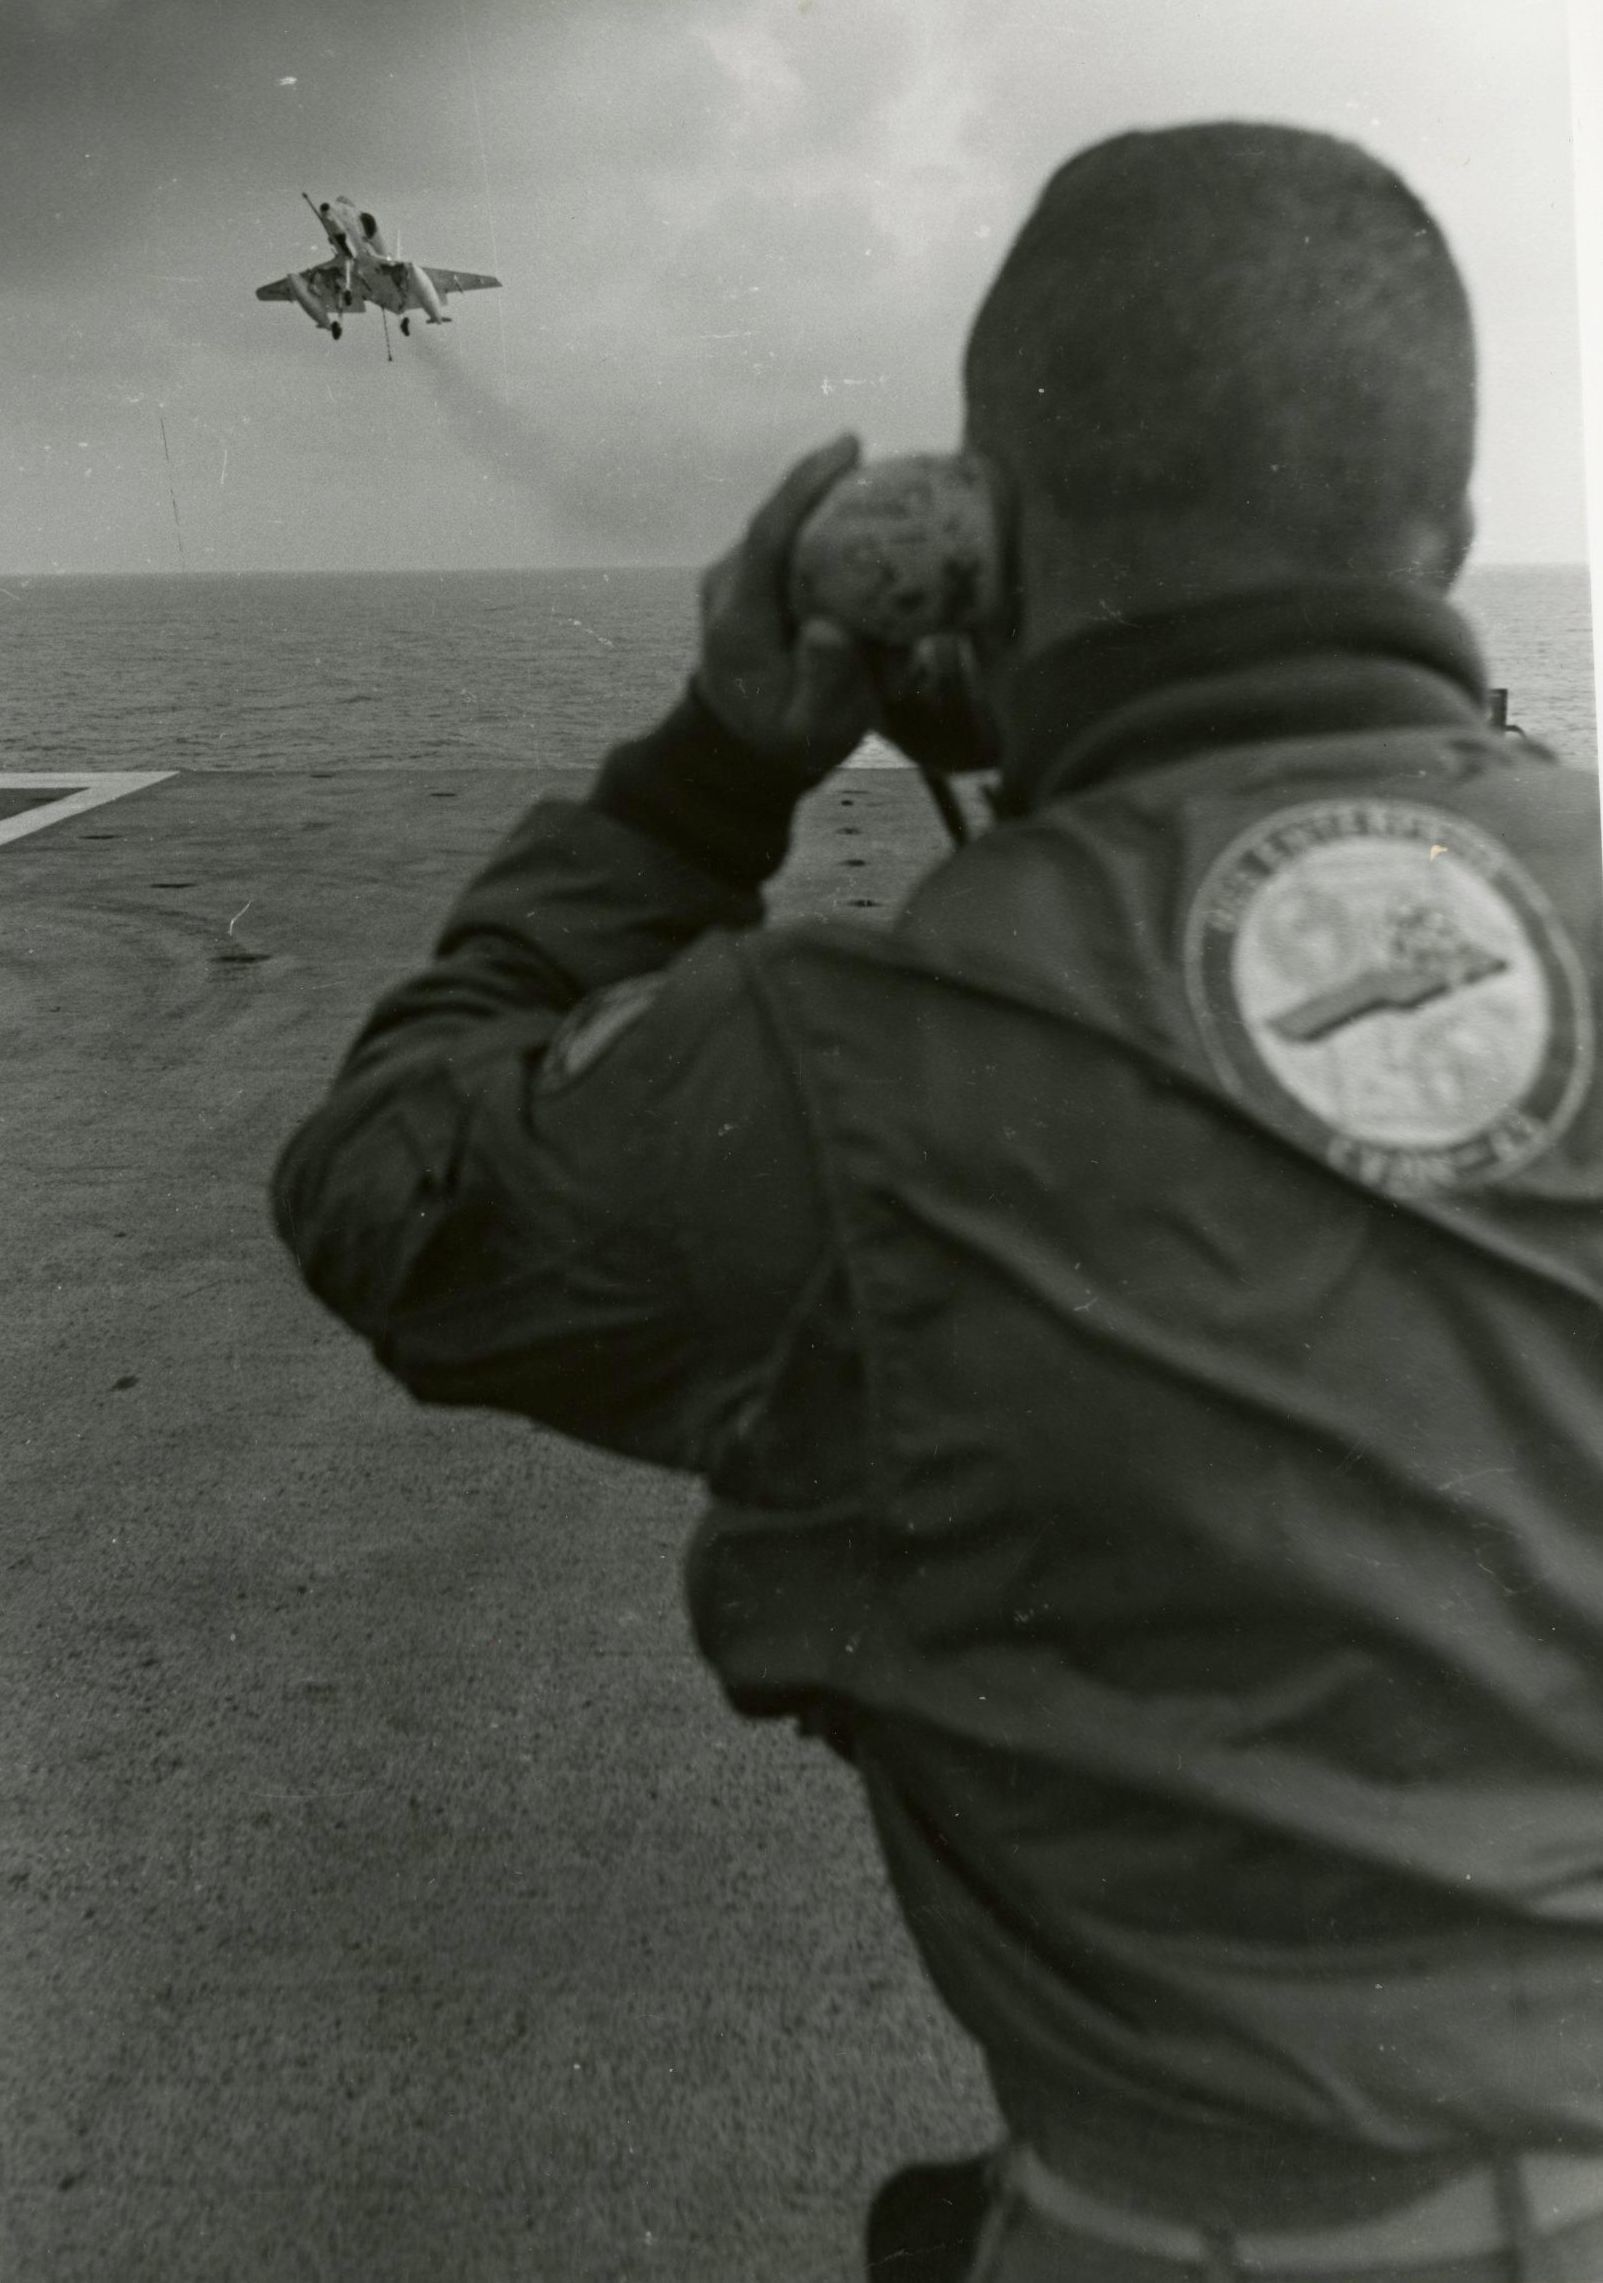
[{"left": 256, "top": 195, "right": 500, "bottom": 342}]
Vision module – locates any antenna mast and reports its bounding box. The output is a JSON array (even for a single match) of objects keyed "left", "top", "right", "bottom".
[{"left": 158, "top": 415, "right": 187, "bottom": 572}]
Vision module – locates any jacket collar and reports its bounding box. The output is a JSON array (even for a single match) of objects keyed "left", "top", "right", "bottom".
[{"left": 994, "top": 581, "right": 1490, "bottom": 816}]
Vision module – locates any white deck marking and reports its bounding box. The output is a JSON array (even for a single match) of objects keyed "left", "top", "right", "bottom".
[
  {"left": 845, "top": 735, "right": 912, "bottom": 770},
  {"left": 0, "top": 772, "right": 175, "bottom": 848}
]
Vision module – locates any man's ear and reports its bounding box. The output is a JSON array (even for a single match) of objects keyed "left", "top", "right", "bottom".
[
  {"left": 1389, "top": 498, "right": 1474, "bottom": 591},
  {"left": 1432, "top": 495, "right": 1476, "bottom": 588},
  {"left": 974, "top": 451, "right": 1025, "bottom": 651}
]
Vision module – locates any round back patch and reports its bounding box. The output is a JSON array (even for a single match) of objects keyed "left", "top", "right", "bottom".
[{"left": 1183, "top": 799, "right": 1593, "bottom": 1193}]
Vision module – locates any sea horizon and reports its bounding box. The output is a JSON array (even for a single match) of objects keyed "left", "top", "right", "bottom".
[
  {"left": 3, "top": 560, "right": 1595, "bottom": 775},
  {"left": 1, "top": 559, "right": 1593, "bottom": 582}
]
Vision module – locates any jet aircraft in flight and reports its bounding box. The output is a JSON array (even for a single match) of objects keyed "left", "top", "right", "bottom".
[{"left": 256, "top": 195, "right": 500, "bottom": 341}]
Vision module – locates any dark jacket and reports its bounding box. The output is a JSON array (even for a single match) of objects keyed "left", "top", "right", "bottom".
[{"left": 273, "top": 584, "right": 1603, "bottom": 2220}]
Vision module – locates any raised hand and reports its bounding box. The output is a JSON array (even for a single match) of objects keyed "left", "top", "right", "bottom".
[{"left": 696, "top": 436, "right": 882, "bottom": 784}]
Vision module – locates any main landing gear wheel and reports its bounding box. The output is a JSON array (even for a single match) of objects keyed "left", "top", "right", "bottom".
[
  {"left": 330, "top": 321, "right": 343, "bottom": 341},
  {"left": 400, "top": 318, "right": 411, "bottom": 337}
]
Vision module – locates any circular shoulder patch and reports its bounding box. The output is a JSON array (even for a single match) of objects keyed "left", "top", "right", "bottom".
[{"left": 1183, "top": 799, "right": 1593, "bottom": 1193}]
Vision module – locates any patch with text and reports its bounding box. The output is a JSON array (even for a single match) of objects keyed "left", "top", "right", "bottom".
[{"left": 1183, "top": 799, "right": 1592, "bottom": 1193}]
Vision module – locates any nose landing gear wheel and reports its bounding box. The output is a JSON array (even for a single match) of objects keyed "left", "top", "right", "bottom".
[
  {"left": 330, "top": 321, "right": 343, "bottom": 341},
  {"left": 400, "top": 317, "right": 411, "bottom": 337}
]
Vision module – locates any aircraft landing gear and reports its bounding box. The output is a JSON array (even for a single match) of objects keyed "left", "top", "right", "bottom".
[
  {"left": 400, "top": 317, "right": 411, "bottom": 338},
  {"left": 330, "top": 321, "right": 343, "bottom": 341}
]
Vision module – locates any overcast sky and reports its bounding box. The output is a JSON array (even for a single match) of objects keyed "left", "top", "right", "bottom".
[{"left": 0, "top": 0, "right": 1588, "bottom": 574}]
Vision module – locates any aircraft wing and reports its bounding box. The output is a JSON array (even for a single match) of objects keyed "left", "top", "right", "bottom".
[
  {"left": 255, "top": 259, "right": 344, "bottom": 302},
  {"left": 423, "top": 266, "right": 501, "bottom": 297}
]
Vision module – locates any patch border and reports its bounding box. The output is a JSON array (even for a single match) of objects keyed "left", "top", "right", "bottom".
[{"left": 1182, "top": 798, "right": 1594, "bottom": 1193}]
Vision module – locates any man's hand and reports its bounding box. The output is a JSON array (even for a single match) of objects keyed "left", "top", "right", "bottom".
[{"left": 696, "top": 435, "right": 882, "bottom": 784}]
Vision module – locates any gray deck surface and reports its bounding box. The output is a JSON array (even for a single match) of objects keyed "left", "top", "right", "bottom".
[{"left": 2, "top": 764, "right": 993, "bottom": 2282}]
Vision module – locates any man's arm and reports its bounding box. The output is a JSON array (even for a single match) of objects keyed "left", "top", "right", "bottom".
[{"left": 271, "top": 440, "right": 880, "bottom": 1469}]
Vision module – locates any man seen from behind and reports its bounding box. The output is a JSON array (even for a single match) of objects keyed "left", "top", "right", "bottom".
[{"left": 273, "top": 124, "right": 1603, "bottom": 2283}]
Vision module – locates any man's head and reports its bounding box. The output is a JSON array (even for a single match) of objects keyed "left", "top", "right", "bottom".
[{"left": 965, "top": 124, "right": 1477, "bottom": 644}]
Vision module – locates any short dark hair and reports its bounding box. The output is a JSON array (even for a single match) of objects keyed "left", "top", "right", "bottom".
[{"left": 965, "top": 123, "right": 1476, "bottom": 574}]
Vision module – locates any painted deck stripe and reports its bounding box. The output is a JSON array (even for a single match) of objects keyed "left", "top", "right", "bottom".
[
  {"left": 0, "top": 772, "right": 176, "bottom": 848},
  {"left": 846, "top": 736, "right": 912, "bottom": 770}
]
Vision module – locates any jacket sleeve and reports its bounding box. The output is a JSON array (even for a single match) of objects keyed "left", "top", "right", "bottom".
[{"left": 270, "top": 689, "right": 830, "bottom": 1471}]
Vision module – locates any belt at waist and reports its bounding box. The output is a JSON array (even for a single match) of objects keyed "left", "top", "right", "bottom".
[{"left": 1008, "top": 2146, "right": 1603, "bottom": 2274}]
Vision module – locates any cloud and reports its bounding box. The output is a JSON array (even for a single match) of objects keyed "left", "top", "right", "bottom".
[{"left": 0, "top": 0, "right": 1586, "bottom": 570}]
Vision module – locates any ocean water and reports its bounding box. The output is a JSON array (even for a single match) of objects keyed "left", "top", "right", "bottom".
[
  {"left": 1459, "top": 565, "right": 1598, "bottom": 767},
  {"left": 0, "top": 563, "right": 1594, "bottom": 777},
  {"left": 0, "top": 569, "right": 697, "bottom": 779}
]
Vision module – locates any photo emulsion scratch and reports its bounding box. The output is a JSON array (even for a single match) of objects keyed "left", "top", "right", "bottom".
[{"left": 1, "top": 3, "right": 1600, "bottom": 2280}]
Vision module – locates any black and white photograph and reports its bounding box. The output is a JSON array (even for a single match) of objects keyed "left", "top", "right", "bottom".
[{"left": 3, "top": 3, "right": 1601, "bottom": 2279}]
